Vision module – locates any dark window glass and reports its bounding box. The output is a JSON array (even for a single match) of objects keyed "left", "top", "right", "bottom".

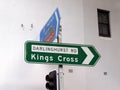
[{"left": 97, "top": 9, "right": 111, "bottom": 37}]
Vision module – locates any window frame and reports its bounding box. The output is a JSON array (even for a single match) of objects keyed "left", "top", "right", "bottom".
[{"left": 97, "top": 9, "right": 111, "bottom": 37}]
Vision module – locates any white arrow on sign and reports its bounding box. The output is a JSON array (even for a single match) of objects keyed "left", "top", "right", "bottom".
[{"left": 81, "top": 47, "right": 94, "bottom": 64}]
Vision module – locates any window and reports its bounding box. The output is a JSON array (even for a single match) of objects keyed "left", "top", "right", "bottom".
[{"left": 97, "top": 9, "right": 111, "bottom": 37}]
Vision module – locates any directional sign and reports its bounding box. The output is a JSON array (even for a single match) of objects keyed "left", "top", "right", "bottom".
[
  {"left": 24, "top": 41, "right": 100, "bottom": 66},
  {"left": 40, "top": 8, "right": 61, "bottom": 42}
]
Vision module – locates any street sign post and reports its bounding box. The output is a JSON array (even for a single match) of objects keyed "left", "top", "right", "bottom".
[
  {"left": 40, "top": 8, "right": 61, "bottom": 42},
  {"left": 25, "top": 41, "right": 100, "bottom": 66}
]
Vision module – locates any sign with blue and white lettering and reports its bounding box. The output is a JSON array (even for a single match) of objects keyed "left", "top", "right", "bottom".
[{"left": 40, "top": 8, "right": 61, "bottom": 42}]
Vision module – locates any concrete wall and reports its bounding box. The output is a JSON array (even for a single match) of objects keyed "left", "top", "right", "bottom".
[
  {"left": 83, "top": 0, "right": 120, "bottom": 90},
  {"left": 0, "top": 0, "right": 85, "bottom": 90}
]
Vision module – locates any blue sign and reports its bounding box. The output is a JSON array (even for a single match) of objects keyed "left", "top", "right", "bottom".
[{"left": 40, "top": 8, "right": 61, "bottom": 42}]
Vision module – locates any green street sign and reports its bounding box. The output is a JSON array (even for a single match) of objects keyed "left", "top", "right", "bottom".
[{"left": 24, "top": 41, "right": 100, "bottom": 66}]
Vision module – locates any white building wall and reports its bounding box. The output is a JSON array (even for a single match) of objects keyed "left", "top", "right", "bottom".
[
  {"left": 0, "top": 0, "right": 85, "bottom": 90},
  {"left": 1, "top": 0, "right": 120, "bottom": 90},
  {"left": 83, "top": 0, "right": 120, "bottom": 90}
]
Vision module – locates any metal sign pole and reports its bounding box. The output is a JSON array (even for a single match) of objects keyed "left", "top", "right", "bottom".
[
  {"left": 58, "top": 65, "right": 64, "bottom": 90},
  {"left": 57, "top": 26, "right": 64, "bottom": 90}
]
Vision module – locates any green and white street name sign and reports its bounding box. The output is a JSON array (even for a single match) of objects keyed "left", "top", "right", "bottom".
[{"left": 24, "top": 41, "right": 100, "bottom": 66}]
